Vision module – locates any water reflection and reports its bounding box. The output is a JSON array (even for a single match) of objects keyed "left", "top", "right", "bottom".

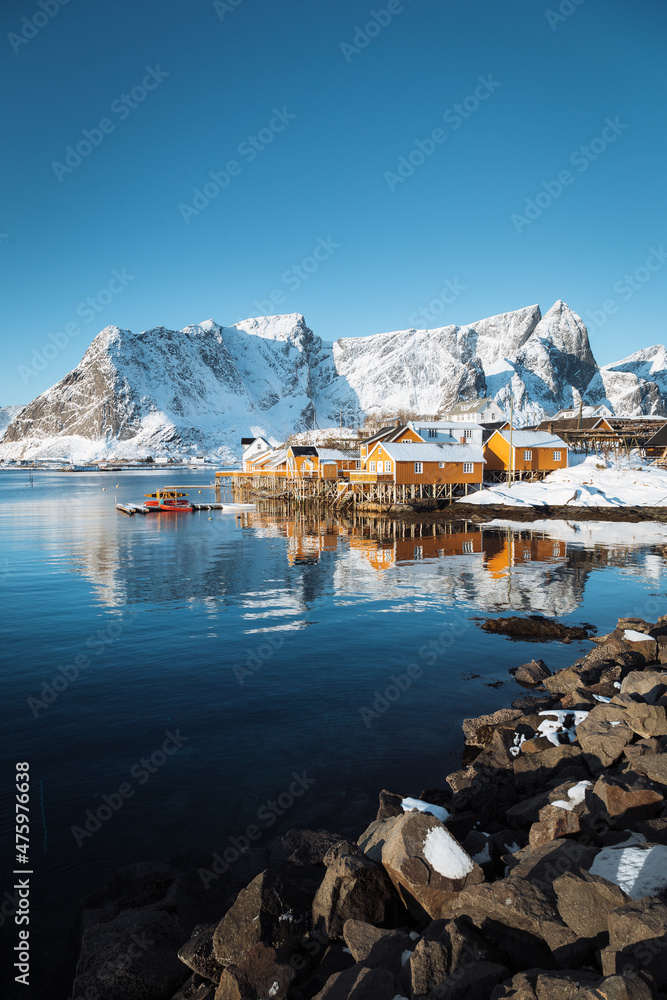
[{"left": 72, "top": 504, "right": 667, "bottom": 619}]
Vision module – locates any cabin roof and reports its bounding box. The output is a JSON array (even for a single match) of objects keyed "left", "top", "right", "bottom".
[
  {"left": 317, "top": 448, "right": 360, "bottom": 460},
  {"left": 290, "top": 446, "right": 319, "bottom": 457},
  {"left": 645, "top": 422, "right": 667, "bottom": 447},
  {"left": 498, "top": 430, "right": 568, "bottom": 448},
  {"left": 374, "top": 442, "right": 485, "bottom": 463},
  {"left": 241, "top": 437, "right": 255, "bottom": 445},
  {"left": 535, "top": 417, "right": 609, "bottom": 432}
]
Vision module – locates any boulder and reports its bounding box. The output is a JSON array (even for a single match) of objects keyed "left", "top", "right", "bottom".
[
  {"left": 602, "top": 897, "right": 667, "bottom": 988},
  {"left": 504, "top": 838, "right": 598, "bottom": 896},
  {"left": 408, "top": 917, "right": 497, "bottom": 999},
  {"left": 462, "top": 708, "right": 522, "bottom": 746},
  {"left": 71, "top": 862, "right": 206, "bottom": 1000},
  {"left": 212, "top": 871, "right": 311, "bottom": 966},
  {"left": 427, "top": 960, "right": 509, "bottom": 1000},
  {"left": 622, "top": 702, "right": 667, "bottom": 738},
  {"left": 620, "top": 754, "right": 667, "bottom": 793},
  {"left": 577, "top": 970, "right": 655, "bottom": 1000},
  {"left": 589, "top": 844, "right": 667, "bottom": 898},
  {"left": 311, "top": 847, "right": 401, "bottom": 939},
  {"left": 178, "top": 924, "right": 223, "bottom": 984},
  {"left": 171, "top": 975, "right": 217, "bottom": 1000},
  {"left": 543, "top": 668, "right": 587, "bottom": 696},
  {"left": 341, "top": 919, "right": 411, "bottom": 974},
  {"left": 528, "top": 804, "right": 581, "bottom": 849},
  {"left": 311, "top": 963, "right": 398, "bottom": 999},
  {"left": 380, "top": 811, "right": 483, "bottom": 921},
  {"left": 636, "top": 817, "right": 667, "bottom": 845},
  {"left": 214, "top": 943, "right": 296, "bottom": 1000},
  {"left": 269, "top": 829, "right": 342, "bottom": 869},
  {"left": 620, "top": 670, "right": 667, "bottom": 703},
  {"left": 490, "top": 968, "right": 605, "bottom": 999},
  {"left": 452, "top": 877, "right": 589, "bottom": 969},
  {"left": 575, "top": 715, "right": 635, "bottom": 774},
  {"left": 515, "top": 660, "right": 552, "bottom": 688},
  {"left": 513, "top": 745, "right": 590, "bottom": 792},
  {"left": 553, "top": 869, "right": 628, "bottom": 948},
  {"left": 586, "top": 774, "right": 663, "bottom": 826}
]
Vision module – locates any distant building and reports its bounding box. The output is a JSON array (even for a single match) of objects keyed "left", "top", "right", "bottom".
[
  {"left": 242, "top": 436, "right": 273, "bottom": 471},
  {"left": 448, "top": 398, "right": 507, "bottom": 424},
  {"left": 551, "top": 404, "right": 613, "bottom": 420}
]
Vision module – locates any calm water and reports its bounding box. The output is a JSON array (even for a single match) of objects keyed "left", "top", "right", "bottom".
[{"left": 2, "top": 470, "right": 667, "bottom": 996}]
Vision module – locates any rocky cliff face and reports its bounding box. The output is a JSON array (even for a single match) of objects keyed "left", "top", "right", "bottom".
[{"left": 1, "top": 302, "right": 664, "bottom": 461}]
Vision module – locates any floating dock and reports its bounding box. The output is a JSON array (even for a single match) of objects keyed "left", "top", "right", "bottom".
[{"left": 115, "top": 502, "right": 254, "bottom": 516}]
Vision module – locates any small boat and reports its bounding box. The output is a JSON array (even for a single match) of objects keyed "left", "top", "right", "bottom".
[{"left": 142, "top": 490, "right": 194, "bottom": 512}]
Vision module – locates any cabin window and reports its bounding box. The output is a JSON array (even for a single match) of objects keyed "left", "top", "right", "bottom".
[
  {"left": 369, "top": 461, "right": 376, "bottom": 473},
  {"left": 414, "top": 462, "right": 423, "bottom": 474},
  {"left": 428, "top": 429, "right": 437, "bottom": 438},
  {"left": 463, "top": 462, "right": 474, "bottom": 474},
  {"left": 438, "top": 462, "right": 445, "bottom": 468},
  {"left": 462, "top": 539, "right": 474, "bottom": 554},
  {"left": 355, "top": 460, "right": 360, "bottom": 469},
  {"left": 384, "top": 462, "right": 391, "bottom": 473},
  {"left": 523, "top": 450, "right": 532, "bottom": 461},
  {"left": 464, "top": 429, "right": 473, "bottom": 439},
  {"left": 553, "top": 450, "right": 561, "bottom": 461}
]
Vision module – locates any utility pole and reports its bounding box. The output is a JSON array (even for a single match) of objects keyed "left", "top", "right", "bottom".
[{"left": 508, "top": 391, "right": 514, "bottom": 488}]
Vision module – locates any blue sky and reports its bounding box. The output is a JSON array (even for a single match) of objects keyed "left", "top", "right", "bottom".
[{"left": 1, "top": 0, "right": 665, "bottom": 403}]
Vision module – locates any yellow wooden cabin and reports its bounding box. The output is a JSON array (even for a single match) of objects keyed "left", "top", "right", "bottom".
[{"left": 484, "top": 430, "right": 568, "bottom": 476}]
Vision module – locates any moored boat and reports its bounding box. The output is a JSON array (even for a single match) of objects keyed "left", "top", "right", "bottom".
[{"left": 143, "top": 490, "right": 193, "bottom": 512}]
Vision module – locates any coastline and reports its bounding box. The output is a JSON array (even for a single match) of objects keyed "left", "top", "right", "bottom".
[{"left": 68, "top": 614, "right": 667, "bottom": 1000}]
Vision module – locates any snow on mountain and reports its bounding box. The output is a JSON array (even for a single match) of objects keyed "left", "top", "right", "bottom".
[
  {"left": 0, "top": 405, "right": 24, "bottom": 440},
  {"left": 582, "top": 345, "right": 667, "bottom": 417},
  {"left": 0, "top": 302, "right": 665, "bottom": 462}
]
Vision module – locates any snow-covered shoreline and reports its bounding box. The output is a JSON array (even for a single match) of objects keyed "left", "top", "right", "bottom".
[{"left": 462, "top": 456, "right": 667, "bottom": 509}]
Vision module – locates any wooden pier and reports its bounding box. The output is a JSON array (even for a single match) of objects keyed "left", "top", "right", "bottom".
[{"left": 115, "top": 502, "right": 252, "bottom": 516}]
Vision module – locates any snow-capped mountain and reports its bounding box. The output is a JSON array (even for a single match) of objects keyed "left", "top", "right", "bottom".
[
  {"left": 0, "top": 405, "right": 24, "bottom": 440},
  {"left": 1, "top": 301, "right": 664, "bottom": 461}
]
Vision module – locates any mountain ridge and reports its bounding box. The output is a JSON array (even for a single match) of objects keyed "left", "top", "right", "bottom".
[{"left": 1, "top": 301, "right": 665, "bottom": 462}]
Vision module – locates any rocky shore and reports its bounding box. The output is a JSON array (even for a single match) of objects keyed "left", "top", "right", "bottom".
[{"left": 70, "top": 615, "right": 667, "bottom": 1000}]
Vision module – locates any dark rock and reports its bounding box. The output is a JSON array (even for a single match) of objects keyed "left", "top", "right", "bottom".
[
  {"left": 577, "top": 970, "right": 655, "bottom": 1000},
  {"left": 357, "top": 817, "right": 401, "bottom": 863},
  {"left": 452, "top": 876, "right": 589, "bottom": 969},
  {"left": 71, "top": 862, "right": 205, "bottom": 1000},
  {"left": 312, "top": 846, "right": 401, "bottom": 939},
  {"left": 622, "top": 701, "right": 667, "bottom": 738},
  {"left": 311, "top": 963, "right": 397, "bottom": 999},
  {"left": 620, "top": 754, "right": 667, "bottom": 793},
  {"left": 214, "top": 942, "right": 296, "bottom": 1000},
  {"left": 623, "top": 738, "right": 663, "bottom": 761},
  {"left": 510, "top": 693, "right": 555, "bottom": 713},
  {"left": 490, "top": 968, "right": 605, "bottom": 999},
  {"left": 178, "top": 923, "right": 223, "bottom": 984},
  {"left": 603, "top": 897, "right": 667, "bottom": 988},
  {"left": 341, "top": 919, "right": 411, "bottom": 974},
  {"left": 586, "top": 774, "right": 663, "bottom": 826},
  {"left": 462, "top": 708, "right": 522, "bottom": 747},
  {"left": 380, "top": 811, "right": 483, "bottom": 921},
  {"left": 513, "top": 745, "right": 590, "bottom": 792},
  {"left": 576, "top": 713, "right": 635, "bottom": 774},
  {"left": 170, "top": 974, "right": 217, "bottom": 1000},
  {"left": 322, "top": 841, "right": 363, "bottom": 866},
  {"left": 505, "top": 838, "right": 598, "bottom": 896},
  {"left": 270, "top": 829, "right": 342, "bottom": 869},
  {"left": 443, "top": 811, "right": 477, "bottom": 842},
  {"left": 479, "top": 616, "right": 595, "bottom": 642},
  {"left": 553, "top": 869, "right": 628, "bottom": 949},
  {"left": 408, "top": 917, "right": 497, "bottom": 999},
  {"left": 620, "top": 669, "right": 667, "bottom": 703},
  {"left": 212, "top": 870, "right": 311, "bottom": 966},
  {"left": 427, "top": 960, "right": 509, "bottom": 999},
  {"left": 528, "top": 803, "right": 582, "bottom": 849},
  {"left": 292, "top": 943, "right": 354, "bottom": 1000},
  {"left": 515, "top": 659, "right": 552, "bottom": 687},
  {"left": 636, "top": 817, "right": 667, "bottom": 845},
  {"left": 376, "top": 788, "right": 405, "bottom": 820}
]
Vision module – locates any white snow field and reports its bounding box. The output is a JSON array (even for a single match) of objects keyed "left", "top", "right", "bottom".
[{"left": 463, "top": 457, "right": 667, "bottom": 508}]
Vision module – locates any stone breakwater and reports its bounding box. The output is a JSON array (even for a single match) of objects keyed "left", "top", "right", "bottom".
[{"left": 69, "top": 615, "right": 667, "bottom": 1000}]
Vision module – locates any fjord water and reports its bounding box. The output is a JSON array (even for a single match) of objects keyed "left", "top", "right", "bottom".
[{"left": 2, "top": 470, "right": 667, "bottom": 996}]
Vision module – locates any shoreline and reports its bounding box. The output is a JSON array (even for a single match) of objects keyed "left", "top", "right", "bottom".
[{"left": 68, "top": 613, "right": 667, "bottom": 1000}]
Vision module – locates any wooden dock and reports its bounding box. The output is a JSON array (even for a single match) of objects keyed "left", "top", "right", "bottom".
[{"left": 115, "top": 502, "right": 254, "bottom": 516}]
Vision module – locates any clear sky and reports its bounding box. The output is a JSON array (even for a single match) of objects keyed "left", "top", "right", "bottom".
[{"left": 1, "top": 0, "right": 666, "bottom": 404}]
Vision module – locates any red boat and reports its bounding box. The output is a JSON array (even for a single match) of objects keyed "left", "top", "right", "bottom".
[{"left": 143, "top": 490, "right": 193, "bottom": 512}]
